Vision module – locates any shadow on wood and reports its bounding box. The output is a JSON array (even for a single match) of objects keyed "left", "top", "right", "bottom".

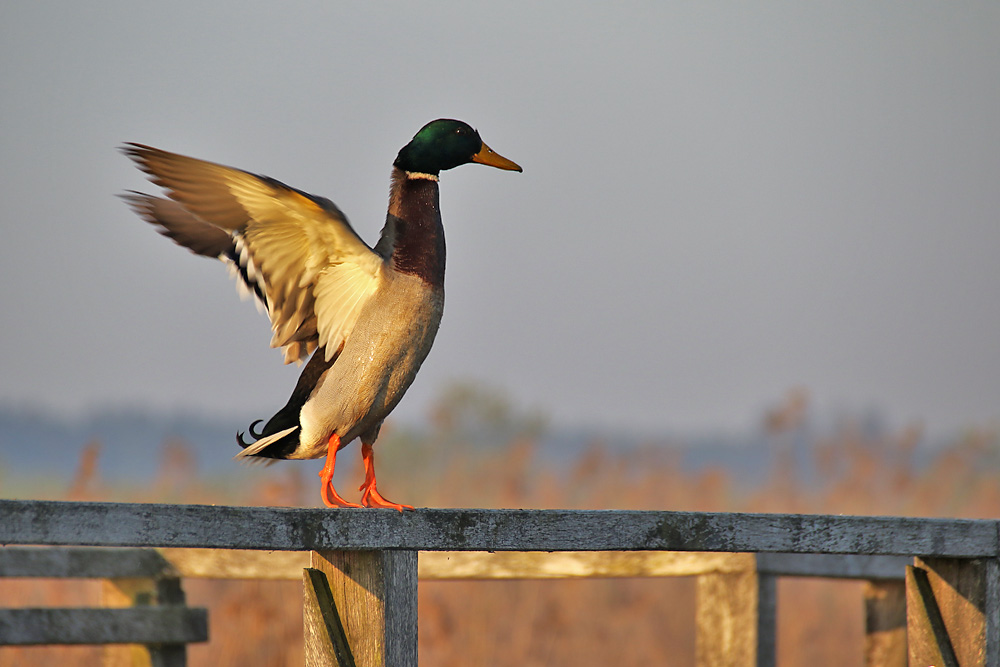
[
  {"left": 305, "top": 551, "right": 417, "bottom": 667},
  {"left": 906, "top": 557, "right": 1000, "bottom": 667},
  {"left": 303, "top": 568, "right": 356, "bottom": 667}
]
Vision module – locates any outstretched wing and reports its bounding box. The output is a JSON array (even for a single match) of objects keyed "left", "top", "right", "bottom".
[{"left": 123, "top": 143, "right": 384, "bottom": 364}]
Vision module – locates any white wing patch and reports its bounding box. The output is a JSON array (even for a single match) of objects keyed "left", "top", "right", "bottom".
[
  {"left": 314, "top": 262, "right": 382, "bottom": 361},
  {"left": 239, "top": 210, "right": 385, "bottom": 365}
]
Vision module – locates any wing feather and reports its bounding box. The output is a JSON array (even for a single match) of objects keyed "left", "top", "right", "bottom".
[{"left": 123, "top": 143, "right": 385, "bottom": 364}]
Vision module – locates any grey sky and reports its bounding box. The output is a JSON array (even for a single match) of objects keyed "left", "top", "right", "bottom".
[{"left": 1, "top": 2, "right": 998, "bottom": 438}]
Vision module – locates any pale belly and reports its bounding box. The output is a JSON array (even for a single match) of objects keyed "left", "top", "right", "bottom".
[{"left": 294, "top": 275, "right": 444, "bottom": 458}]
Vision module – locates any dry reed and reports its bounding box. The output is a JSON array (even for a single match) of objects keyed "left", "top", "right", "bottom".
[{"left": 1, "top": 390, "right": 997, "bottom": 666}]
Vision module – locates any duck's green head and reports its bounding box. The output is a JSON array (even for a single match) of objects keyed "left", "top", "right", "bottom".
[{"left": 394, "top": 119, "right": 522, "bottom": 176}]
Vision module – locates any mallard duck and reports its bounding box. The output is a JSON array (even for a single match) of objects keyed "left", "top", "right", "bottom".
[{"left": 122, "top": 119, "right": 521, "bottom": 510}]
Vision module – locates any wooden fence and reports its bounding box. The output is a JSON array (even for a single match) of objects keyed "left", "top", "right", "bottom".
[{"left": 0, "top": 499, "right": 997, "bottom": 666}]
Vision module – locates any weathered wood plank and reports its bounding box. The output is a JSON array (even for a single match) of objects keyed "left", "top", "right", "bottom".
[
  {"left": 158, "top": 548, "right": 306, "bottom": 580},
  {"left": 1, "top": 500, "right": 995, "bottom": 556},
  {"left": 0, "top": 607, "right": 207, "bottom": 645},
  {"left": 991, "top": 558, "right": 1000, "bottom": 666},
  {"left": 907, "top": 557, "right": 1000, "bottom": 667},
  {"left": 419, "top": 550, "right": 753, "bottom": 579},
  {"left": 303, "top": 568, "right": 356, "bottom": 667},
  {"left": 695, "top": 567, "right": 776, "bottom": 666},
  {"left": 308, "top": 551, "right": 418, "bottom": 667},
  {"left": 755, "top": 553, "right": 909, "bottom": 580},
  {"left": 907, "top": 564, "right": 961, "bottom": 667},
  {"left": 384, "top": 551, "right": 419, "bottom": 665},
  {"left": 0, "top": 546, "right": 175, "bottom": 578},
  {"left": 0, "top": 547, "right": 914, "bottom": 581},
  {"left": 863, "top": 580, "right": 907, "bottom": 667}
]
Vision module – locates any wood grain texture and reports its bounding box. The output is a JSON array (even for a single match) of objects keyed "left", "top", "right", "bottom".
[
  {"left": 907, "top": 557, "right": 1000, "bottom": 667},
  {"left": 303, "top": 568, "right": 356, "bottom": 667},
  {"left": 2, "top": 500, "right": 996, "bottom": 556},
  {"left": 696, "top": 569, "right": 776, "bottom": 666},
  {"left": 419, "top": 550, "right": 755, "bottom": 579},
  {"left": 383, "top": 550, "right": 418, "bottom": 665},
  {"left": 309, "top": 551, "right": 417, "bottom": 667},
  {"left": 0, "top": 546, "right": 176, "bottom": 578},
  {"left": 160, "top": 548, "right": 307, "bottom": 579},
  {"left": 907, "top": 564, "right": 961, "bottom": 667},
  {"left": 0, "top": 546, "right": 913, "bottom": 581}
]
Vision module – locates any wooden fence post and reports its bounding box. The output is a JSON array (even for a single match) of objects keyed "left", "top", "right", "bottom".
[
  {"left": 863, "top": 580, "right": 907, "bottom": 666},
  {"left": 695, "top": 554, "right": 776, "bottom": 667},
  {"left": 304, "top": 550, "right": 418, "bottom": 667},
  {"left": 303, "top": 568, "right": 357, "bottom": 667},
  {"left": 906, "top": 557, "right": 1000, "bottom": 667},
  {"left": 101, "top": 576, "right": 188, "bottom": 667}
]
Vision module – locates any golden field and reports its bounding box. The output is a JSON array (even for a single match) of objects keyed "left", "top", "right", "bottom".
[{"left": 1, "top": 388, "right": 997, "bottom": 666}]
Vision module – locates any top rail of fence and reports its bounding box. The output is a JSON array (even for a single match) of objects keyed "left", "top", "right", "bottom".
[{"left": 1, "top": 499, "right": 996, "bottom": 558}]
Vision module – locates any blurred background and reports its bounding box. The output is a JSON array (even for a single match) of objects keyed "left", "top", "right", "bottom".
[{"left": 2, "top": 1, "right": 998, "bottom": 665}]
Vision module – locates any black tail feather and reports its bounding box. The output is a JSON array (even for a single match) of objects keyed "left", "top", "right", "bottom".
[
  {"left": 236, "top": 420, "right": 266, "bottom": 449},
  {"left": 235, "top": 347, "right": 337, "bottom": 460},
  {"left": 235, "top": 412, "right": 300, "bottom": 460}
]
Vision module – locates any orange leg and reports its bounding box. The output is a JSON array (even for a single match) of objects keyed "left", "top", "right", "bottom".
[
  {"left": 318, "top": 434, "right": 361, "bottom": 508},
  {"left": 358, "top": 441, "right": 414, "bottom": 511}
]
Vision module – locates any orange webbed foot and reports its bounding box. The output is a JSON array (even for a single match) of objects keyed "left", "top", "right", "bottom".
[
  {"left": 318, "top": 433, "right": 362, "bottom": 509},
  {"left": 358, "top": 441, "right": 415, "bottom": 512},
  {"left": 359, "top": 482, "right": 415, "bottom": 512},
  {"left": 320, "top": 476, "right": 362, "bottom": 508}
]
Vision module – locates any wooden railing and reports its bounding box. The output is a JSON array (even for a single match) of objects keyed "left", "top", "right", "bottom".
[{"left": 1, "top": 499, "right": 997, "bottom": 666}]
